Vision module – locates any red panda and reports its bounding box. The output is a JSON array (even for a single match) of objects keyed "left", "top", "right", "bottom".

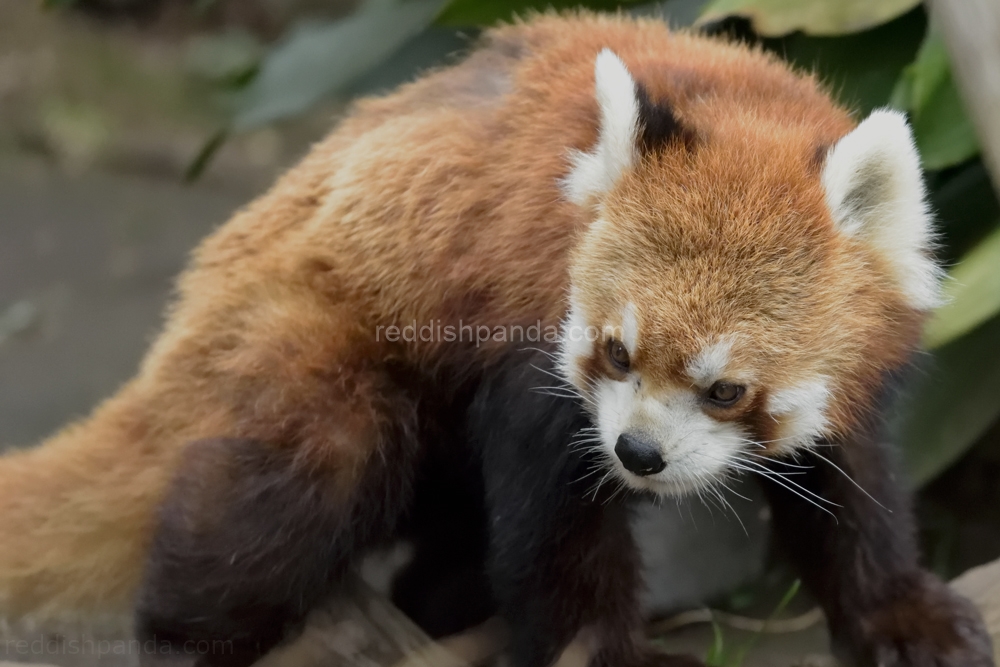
[{"left": 0, "top": 11, "right": 992, "bottom": 667}]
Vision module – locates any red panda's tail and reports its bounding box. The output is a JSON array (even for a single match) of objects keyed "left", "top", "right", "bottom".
[{"left": 0, "top": 383, "right": 173, "bottom": 626}]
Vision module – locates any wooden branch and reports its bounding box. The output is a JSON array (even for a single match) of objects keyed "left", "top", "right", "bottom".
[
  {"left": 0, "top": 574, "right": 498, "bottom": 667},
  {"left": 926, "top": 0, "right": 1000, "bottom": 192},
  {"left": 256, "top": 575, "right": 463, "bottom": 667},
  {"left": 950, "top": 559, "right": 1000, "bottom": 666},
  {"left": 256, "top": 575, "right": 507, "bottom": 667}
]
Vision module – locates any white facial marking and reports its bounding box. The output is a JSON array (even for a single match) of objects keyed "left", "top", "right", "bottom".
[
  {"left": 767, "top": 377, "right": 831, "bottom": 452},
  {"left": 822, "top": 108, "right": 942, "bottom": 310},
  {"left": 562, "top": 49, "right": 640, "bottom": 205},
  {"left": 593, "top": 379, "right": 748, "bottom": 497},
  {"left": 621, "top": 303, "right": 639, "bottom": 356},
  {"left": 558, "top": 290, "right": 592, "bottom": 387},
  {"left": 685, "top": 339, "right": 733, "bottom": 387}
]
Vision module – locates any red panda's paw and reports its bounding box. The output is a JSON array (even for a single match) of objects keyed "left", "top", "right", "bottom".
[{"left": 845, "top": 572, "right": 994, "bottom": 667}]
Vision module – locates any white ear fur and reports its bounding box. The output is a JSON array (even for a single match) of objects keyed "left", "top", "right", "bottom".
[
  {"left": 562, "top": 49, "right": 640, "bottom": 206},
  {"left": 822, "top": 108, "right": 942, "bottom": 310}
]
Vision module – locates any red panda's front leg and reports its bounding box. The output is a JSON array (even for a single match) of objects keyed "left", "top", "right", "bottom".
[
  {"left": 758, "top": 424, "right": 993, "bottom": 667},
  {"left": 470, "top": 354, "right": 704, "bottom": 667}
]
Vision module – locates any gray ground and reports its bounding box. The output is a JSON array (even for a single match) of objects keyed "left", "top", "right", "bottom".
[{"left": 0, "top": 156, "right": 243, "bottom": 447}]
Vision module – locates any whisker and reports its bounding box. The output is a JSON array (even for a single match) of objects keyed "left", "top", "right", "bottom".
[
  {"left": 723, "top": 454, "right": 839, "bottom": 506},
  {"left": 721, "top": 484, "right": 753, "bottom": 503},
  {"left": 602, "top": 477, "right": 631, "bottom": 505},
  {"left": 744, "top": 452, "right": 814, "bottom": 470},
  {"left": 734, "top": 433, "right": 808, "bottom": 447},
  {"left": 567, "top": 435, "right": 603, "bottom": 445},
  {"left": 518, "top": 346, "right": 560, "bottom": 362},
  {"left": 709, "top": 484, "right": 748, "bottom": 537},
  {"left": 528, "top": 385, "right": 586, "bottom": 399},
  {"left": 811, "top": 451, "right": 891, "bottom": 512},
  {"left": 527, "top": 363, "right": 599, "bottom": 409},
  {"left": 693, "top": 486, "right": 715, "bottom": 521},
  {"left": 731, "top": 458, "right": 839, "bottom": 507},
  {"left": 572, "top": 461, "right": 610, "bottom": 485},
  {"left": 528, "top": 363, "right": 574, "bottom": 385},
  {"left": 567, "top": 441, "right": 603, "bottom": 453},
  {"left": 732, "top": 458, "right": 808, "bottom": 476},
  {"left": 588, "top": 468, "right": 616, "bottom": 502},
  {"left": 530, "top": 389, "right": 584, "bottom": 400},
  {"left": 530, "top": 384, "right": 582, "bottom": 394},
  {"left": 739, "top": 468, "right": 839, "bottom": 523}
]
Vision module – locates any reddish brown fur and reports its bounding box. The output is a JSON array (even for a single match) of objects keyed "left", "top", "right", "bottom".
[{"left": 0, "top": 11, "right": 923, "bottom": 624}]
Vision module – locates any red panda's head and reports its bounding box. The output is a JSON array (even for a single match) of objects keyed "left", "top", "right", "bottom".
[{"left": 558, "top": 50, "right": 940, "bottom": 497}]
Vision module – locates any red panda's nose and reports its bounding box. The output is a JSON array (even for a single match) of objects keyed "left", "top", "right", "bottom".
[{"left": 615, "top": 433, "right": 666, "bottom": 476}]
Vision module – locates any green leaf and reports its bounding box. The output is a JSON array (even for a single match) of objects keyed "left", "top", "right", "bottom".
[
  {"left": 345, "top": 26, "right": 471, "bottom": 98},
  {"left": 900, "top": 311, "right": 1000, "bottom": 486},
  {"left": 436, "top": 0, "right": 645, "bottom": 26},
  {"left": 924, "top": 224, "right": 1000, "bottom": 350},
  {"left": 704, "top": 618, "right": 726, "bottom": 667},
  {"left": 894, "top": 31, "right": 950, "bottom": 112},
  {"left": 913, "top": 81, "right": 980, "bottom": 170},
  {"left": 631, "top": 0, "right": 710, "bottom": 28},
  {"left": 891, "top": 29, "right": 979, "bottom": 170},
  {"left": 185, "top": 129, "right": 229, "bottom": 183},
  {"left": 233, "top": 0, "right": 445, "bottom": 131},
  {"left": 185, "top": 30, "right": 263, "bottom": 87},
  {"left": 729, "top": 579, "right": 800, "bottom": 666},
  {"left": 697, "top": 0, "right": 920, "bottom": 37}
]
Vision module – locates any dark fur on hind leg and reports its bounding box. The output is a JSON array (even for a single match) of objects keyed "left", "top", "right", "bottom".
[
  {"left": 391, "top": 444, "right": 495, "bottom": 638},
  {"left": 135, "top": 437, "right": 416, "bottom": 667},
  {"left": 469, "top": 351, "right": 703, "bottom": 667}
]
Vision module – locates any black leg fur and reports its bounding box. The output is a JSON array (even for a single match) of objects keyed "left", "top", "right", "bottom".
[
  {"left": 469, "top": 353, "right": 703, "bottom": 667},
  {"left": 135, "top": 436, "right": 418, "bottom": 667},
  {"left": 391, "top": 444, "right": 495, "bottom": 638},
  {"left": 759, "top": 408, "right": 993, "bottom": 666}
]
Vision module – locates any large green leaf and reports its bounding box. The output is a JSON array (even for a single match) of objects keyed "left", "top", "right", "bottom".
[
  {"left": 437, "top": 0, "right": 645, "bottom": 26},
  {"left": 891, "top": 30, "right": 979, "bottom": 171},
  {"left": 233, "top": 0, "right": 445, "bottom": 131},
  {"left": 900, "top": 312, "right": 1000, "bottom": 486},
  {"left": 346, "top": 26, "right": 471, "bottom": 98},
  {"left": 697, "top": 0, "right": 919, "bottom": 37},
  {"left": 924, "top": 224, "right": 1000, "bottom": 350}
]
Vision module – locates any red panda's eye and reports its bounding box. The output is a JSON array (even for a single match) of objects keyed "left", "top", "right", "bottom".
[
  {"left": 607, "top": 340, "right": 630, "bottom": 371},
  {"left": 707, "top": 381, "right": 744, "bottom": 407}
]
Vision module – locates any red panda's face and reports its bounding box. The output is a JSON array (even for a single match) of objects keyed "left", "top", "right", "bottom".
[{"left": 557, "top": 51, "right": 938, "bottom": 497}]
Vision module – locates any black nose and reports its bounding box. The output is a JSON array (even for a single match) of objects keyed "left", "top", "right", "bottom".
[{"left": 614, "top": 433, "right": 666, "bottom": 476}]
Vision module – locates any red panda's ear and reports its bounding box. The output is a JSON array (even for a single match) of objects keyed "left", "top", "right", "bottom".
[
  {"left": 822, "top": 109, "right": 942, "bottom": 311},
  {"left": 563, "top": 49, "right": 640, "bottom": 206}
]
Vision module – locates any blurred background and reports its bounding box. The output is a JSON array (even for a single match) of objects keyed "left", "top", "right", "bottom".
[{"left": 1, "top": 0, "right": 998, "bottom": 665}]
